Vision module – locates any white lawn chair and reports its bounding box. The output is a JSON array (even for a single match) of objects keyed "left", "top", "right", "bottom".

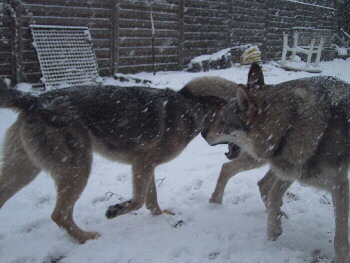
[{"left": 278, "top": 31, "right": 324, "bottom": 73}]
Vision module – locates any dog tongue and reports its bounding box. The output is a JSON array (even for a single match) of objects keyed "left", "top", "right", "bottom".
[{"left": 225, "top": 143, "right": 241, "bottom": 160}]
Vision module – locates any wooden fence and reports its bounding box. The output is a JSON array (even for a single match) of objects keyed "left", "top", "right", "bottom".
[{"left": 0, "top": 0, "right": 337, "bottom": 85}]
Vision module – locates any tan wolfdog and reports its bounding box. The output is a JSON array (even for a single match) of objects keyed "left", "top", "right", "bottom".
[
  {"left": 202, "top": 63, "right": 350, "bottom": 263},
  {"left": 0, "top": 77, "right": 236, "bottom": 243}
]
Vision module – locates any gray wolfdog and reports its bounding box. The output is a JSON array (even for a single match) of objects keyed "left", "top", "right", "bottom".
[
  {"left": 0, "top": 77, "right": 236, "bottom": 243},
  {"left": 202, "top": 63, "right": 350, "bottom": 263}
]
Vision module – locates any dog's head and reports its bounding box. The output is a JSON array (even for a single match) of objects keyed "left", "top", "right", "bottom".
[
  {"left": 201, "top": 63, "right": 265, "bottom": 156},
  {"left": 180, "top": 76, "right": 239, "bottom": 135},
  {"left": 181, "top": 76, "right": 237, "bottom": 102}
]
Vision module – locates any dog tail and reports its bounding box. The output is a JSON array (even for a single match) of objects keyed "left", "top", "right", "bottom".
[{"left": 0, "top": 78, "right": 37, "bottom": 112}]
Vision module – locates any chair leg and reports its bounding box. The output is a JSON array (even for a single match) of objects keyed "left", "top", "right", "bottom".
[
  {"left": 281, "top": 33, "right": 289, "bottom": 65},
  {"left": 306, "top": 39, "right": 315, "bottom": 68},
  {"left": 291, "top": 33, "right": 298, "bottom": 61},
  {"left": 314, "top": 38, "right": 325, "bottom": 67}
]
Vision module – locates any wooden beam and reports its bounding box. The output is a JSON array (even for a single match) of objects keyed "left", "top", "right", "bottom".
[
  {"left": 10, "top": 0, "right": 16, "bottom": 83},
  {"left": 178, "top": 0, "right": 185, "bottom": 69},
  {"left": 111, "top": 0, "right": 120, "bottom": 75},
  {"left": 12, "top": 0, "right": 24, "bottom": 83}
]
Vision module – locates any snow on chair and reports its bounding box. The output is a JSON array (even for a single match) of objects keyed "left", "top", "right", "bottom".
[{"left": 278, "top": 27, "right": 325, "bottom": 73}]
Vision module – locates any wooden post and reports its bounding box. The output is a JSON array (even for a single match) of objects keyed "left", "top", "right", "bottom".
[
  {"left": 150, "top": 6, "right": 156, "bottom": 75},
  {"left": 264, "top": 0, "right": 270, "bottom": 61},
  {"left": 16, "top": 1, "right": 23, "bottom": 83},
  {"left": 178, "top": 0, "right": 185, "bottom": 69},
  {"left": 228, "top": 0, "right": 233, "bottom": 47},
  {"left": 111, "top": 0, "right": 120, "bottom": 76},
  {"left": 10, "top": 0, "right": 16, "bottom": 83},
  {"left": 11, "top": 0, "right": 23, "bottom": 84}
]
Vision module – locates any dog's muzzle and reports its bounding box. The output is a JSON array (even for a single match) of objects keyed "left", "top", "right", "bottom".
[
  {"left": 201, "top": 129, "right": 223, "bottom": 146},
  {"left": 201, "top": 129, "right": 240, "bottom": 159}
]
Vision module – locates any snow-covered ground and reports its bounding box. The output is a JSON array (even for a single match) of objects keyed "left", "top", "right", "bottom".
[{"left": 1, "top": 59, "right": 350, "bottom": 263}]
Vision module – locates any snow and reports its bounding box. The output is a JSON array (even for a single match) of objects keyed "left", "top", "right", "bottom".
[
  {"left": 1, "top": 59, "right": 350, "bottom": 263},
  {"left": 189, "top": 45, "right": 255, "bottom": 65},
  {"left": 190, "top": 48, "right": 233, "bottom": 64},
  {"left": 15, "top": 82, "right": 36, "bottom": 93},
  {"left": 336, "top": 46, "right": 348, "bottom": 56}
]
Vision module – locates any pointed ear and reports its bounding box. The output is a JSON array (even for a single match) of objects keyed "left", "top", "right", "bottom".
[
  {"left": 236, "top": 84, "right": 250, "bottom": 112},
  {"left": 247, "top": 63, "right": 264, "bottom": 90}
]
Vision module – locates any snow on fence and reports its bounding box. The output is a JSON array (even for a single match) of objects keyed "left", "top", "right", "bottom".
[{"left": 0, "top": 0, "right": 337, "bottom": 86}]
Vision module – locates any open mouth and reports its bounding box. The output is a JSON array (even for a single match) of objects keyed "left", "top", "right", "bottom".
[{"left": 225, "top": 143, "right": 241, "bottom": 160}]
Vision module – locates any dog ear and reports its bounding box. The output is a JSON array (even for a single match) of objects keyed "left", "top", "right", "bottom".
[
  {"left": 236, "top": 84, "right": 250, "bottom": 112},
  {"left": 247, "top": 63, "right": 264, "bottom": 90}
]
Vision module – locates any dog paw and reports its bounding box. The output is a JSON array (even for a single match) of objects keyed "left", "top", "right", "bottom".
[
  {"left": 105, "top": 204, "right": 125, "bottom": 219},
  {"left": 106, "top": 200, "right": 140, "bottom": 219},
  {"left": 209, "top": 194, "right": 223, "bottom": 204},
  {"left": 162, "top": 209, "right": 175, "bottom": 216},
  {"left": 267, "top": 223, "right": 282, "bottom": 241},
  {"left": 149, "top": 207, "right": 162, "bottom": 216},
  {"left": 146, "top": 204, "right": 163, "bottom": 216},
  {"left": 76, "top": 231, "right": 100, "bottom": 244},
  {"left": 267, "top": 211, "right": 284, "bottom": 241},
  {"left": 148, "top": 207, "right": 175, "bottom": 216}
]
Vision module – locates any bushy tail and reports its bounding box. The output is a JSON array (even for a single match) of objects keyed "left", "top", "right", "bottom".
[{"left": 0, "top": 79, "right": 37, "bottom": 111}]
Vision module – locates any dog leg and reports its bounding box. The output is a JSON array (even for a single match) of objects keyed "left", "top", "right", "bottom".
[
  {"left": 49, "top": 136, "right": 98, "bottom": 243},
  {"left": 0, "top": 121, "right": 41, "bottom": 208},
  {"left": 267, "top": 177, "right": 292, "bottom": 241},
  {"left": 257, "top": 169, "right": 277, "bottom": 208},
  {"left": 145, "top": 175, "right": 162, "bottom": 215},
  {"left": 331, "top": 180, "right": 349, "bottom": 263},
  {"left": 18, "top": 119, "right": 98, "bottom": 243},
  {"left": 210, "top": 152, "right": 265, "bottom": 204},
  {"left": 51, "top": 167, "right": 99, "bottom": 244},
  {"left": 106, "top": 161, "right": 154, "bottom": 219},
  {"left": 145, "top": 175, "right": 175, "bottom": 216}
]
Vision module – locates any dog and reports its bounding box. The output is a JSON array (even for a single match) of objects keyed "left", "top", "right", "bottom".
[
  {"left": 0, "top": 77, "right": 237, "bottom": 243},
  {"left": 201, "top": 63, "right": 350, "bottom": 263}
]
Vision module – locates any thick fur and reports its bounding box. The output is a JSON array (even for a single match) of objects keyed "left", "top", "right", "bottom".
[
  {"left": 202, "top": 63, "right": 350, "bottom": 263},
  {"left": 0, "top": 77, "right": 237, "bottom": 243}
]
